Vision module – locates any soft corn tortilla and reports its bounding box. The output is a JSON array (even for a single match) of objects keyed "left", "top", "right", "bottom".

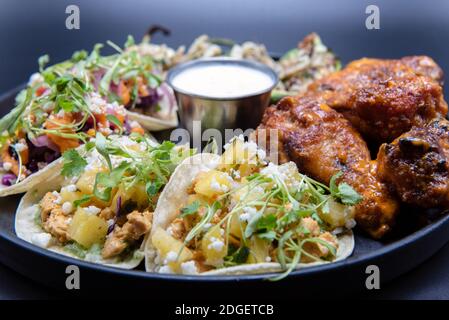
[
  {"left": 13, "top": 136, "right": 163, "bottom": 269},
  {"left": 145, "top": 154, "right": 355, "bottom": 275},
  {"left": 0, "top": 157, "right": 64, "bottom": 197},
  {"left": 127, "top": 110, "right": 178, "bottom": 131},
  {"left": 0, "top": 133, "right": 158, "bottom": 198},
  {"left": 126, "top": 85, "right": 178, "bottom": 131},
  {"left": 15, "top": 168, "right": 144, "bottom": 269}
]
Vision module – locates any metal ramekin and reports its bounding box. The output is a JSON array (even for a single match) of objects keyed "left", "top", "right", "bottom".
[{"left": 166, "top": 58, "right": 278, "bottom": 136}]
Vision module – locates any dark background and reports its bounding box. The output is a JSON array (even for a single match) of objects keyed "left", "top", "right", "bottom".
[
  {"left": 0, "top": 0, "right": 448, "bottom": 299},
  {"left": 1, "top": 0, "right": 449, "bottom": 94}
]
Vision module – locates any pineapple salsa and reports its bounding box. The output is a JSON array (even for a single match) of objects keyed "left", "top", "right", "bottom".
[
  {"left": 151, "top": 136, "right": 362, "bottom": 278},
  {"left": 34, "top": 133, "right": 192, "bottom": 263}
]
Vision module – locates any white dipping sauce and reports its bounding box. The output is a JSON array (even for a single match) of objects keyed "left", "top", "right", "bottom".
[{"left": 171, "top": 64, "right": 274, "bottom": 99}]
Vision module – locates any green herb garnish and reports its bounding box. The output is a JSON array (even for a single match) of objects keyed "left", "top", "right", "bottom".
[{"left": 61, "top": 149, "right": 87, "bottom": 177}]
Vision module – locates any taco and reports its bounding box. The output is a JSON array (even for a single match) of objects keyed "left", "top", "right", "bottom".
[
  {"left": 15, "top": 134, "right": 192, "bottom": 268},
  {"left": 0, "top": 71, "right": 145, "bottom": 197},
  {"left": 33, "top": 36, "right": 178, "bottom": 132},
  {"left": 145, "top": 136, "right": 358, "bottom": 278}
]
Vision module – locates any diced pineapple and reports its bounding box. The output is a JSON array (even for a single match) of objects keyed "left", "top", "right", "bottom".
[
  {"left": 318, "top": 198, "right": 355, "bottom": 228},
  {"left": 194, "top": 170, "right": 232, "bottom": 199},
  {"left": 186, "top": 194, "right": 210, "bottom": 206},
  {"left": 109, "top": 188, "right": 122, "bottom": 214},
  {"left": 129, "top": 184, "right": 149, "bottom": 208},
  {"left": 201, "top": 225, "right": 227, "bottom": 267},
  {"left": 237, "top": 163, "right": 258, "bottom": 178},
  {"left": 151, "top": 227, "right": 193, "bottom": 272},
  {"left": 76, "top": 168, "right": 114, "bottom": 207},
  {"left": 231, "top": 182, "right": 264, "bottom": 203},
  {"left": 247, "top": 237, "right": 270, "bottom": 264},
  {"left": 229, "top": 212, "right": 244, "bottom": 240},
  {"left": 110, "top": 184, "right": 148, "bottom": 213},
  {"left": 68, "top": 208, "right": 108, "bottom": 248},
  {"left": 76, "top": 169, "right": 99, "bottom": 195},
  {"left": 60, "top": 189, "right": 83, "bottom": 204}
]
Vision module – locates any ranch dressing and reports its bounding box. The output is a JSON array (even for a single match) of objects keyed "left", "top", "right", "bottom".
[{"left": 171, "top": 64, "right": 274, "bottom": 99}]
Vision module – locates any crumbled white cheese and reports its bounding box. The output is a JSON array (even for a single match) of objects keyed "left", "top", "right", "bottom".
[
  {"left": 158, "top": 265, "right": 174, "bottom": 274},
  {"left": 181, "top": 261, "right": 198, "bottom": 275},
  {"left": 88, "top": 93, "right": 107, "bottom": 114},
  {"left": 260, "top": 162, "right": 288, "bottom": 181},
  {"left": 210, "top": 177, "right": 229, "bottom": 193},
  {"left": 2, "top": 162, "right": 12, "bottom": 171},
  {"left": 84, "top": 206, "right": 101, "bottom": 216},
  {"left": 14, "top": 142, "right": 28, "bottom": 152},
  {"left": 207, "top": 237, "right": 224, "bottom": 252},
  {"left": 239, "top": 206, "right": 258, "bottom": 222},
  {"left": 30, "top": 233, "right": 52, "bottom": 248},
  {"left": 163, "top": 251, "right": 178, "bottom": 264},
  {"left": 52, "top": 191, "right": 62, "bottom": 204},
  {"left": 62, "top": 202, "right": 73, "bottom": 214}
]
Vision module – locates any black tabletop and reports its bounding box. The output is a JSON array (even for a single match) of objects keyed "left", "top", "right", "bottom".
[{"left": 0, "top": 0, "right": 448, "bottom": 299}]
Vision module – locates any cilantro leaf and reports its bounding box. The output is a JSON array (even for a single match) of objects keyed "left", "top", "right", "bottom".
[
  {"left": 257, "top": 230, "right": 277, "bottom": 241},
  {"left": 93, "top": 161, "right": 130, "bottom": 201},
  {"left": 329, "top": 172, "right": 342, "bottom": 196},
  {"left": 74, "top": 194, "right": 92, "bottom": 207},
  {"left": 336, "top": 183, "right": 363, "bottom": 205},
  {"left": 95, "top": 132, "right": 112, "bottom": 170},
  {"left": 256, "top": 214, "right": 277, "bottom": 233},
  {"left": 61, "top": 149, "right": 87, "bottom": 177},
  {"left": 244, "top": 210, "right": 263, "bottom": 238},
  {"left": 180, "top": 200, "right": 200, "bottom": 217},
  {"left": 329, "top": 172, "right": 362, "bottom": 205},
  {"left": 225, "top": 245, "right": 250, "bottom": 265},
  {"left": 146, "top": 180, "right": 163, "bottom": 197}
]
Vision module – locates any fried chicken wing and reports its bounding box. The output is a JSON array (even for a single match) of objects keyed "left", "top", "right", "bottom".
[
  {"left": 255, "top": 96, "right": 399, "bottom": 238},
  {"left": 377, "top": 119, "right": 449, "bottom": 208},
  {"left": 307, "top": 56, "right": 447, "bottom": 143}
]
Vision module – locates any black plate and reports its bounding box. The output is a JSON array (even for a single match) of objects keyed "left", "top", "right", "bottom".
[{"left": 0, "top": 87, "right": 448, "bottom": 299}]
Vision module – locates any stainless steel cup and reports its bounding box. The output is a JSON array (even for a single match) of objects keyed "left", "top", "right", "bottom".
[{"left": 166, "top": 58, "right": 278, "bottom": 135}]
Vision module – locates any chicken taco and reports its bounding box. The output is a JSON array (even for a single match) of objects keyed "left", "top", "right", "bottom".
[
  {"left": 0, "top": 71, "right": 145, "bottom": 197},
  {"left": 145, "top": 136, "right": 358, "bottom": 278},
  {"left": 15, "top": 134, "right": 192, "bottom": 268}
]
